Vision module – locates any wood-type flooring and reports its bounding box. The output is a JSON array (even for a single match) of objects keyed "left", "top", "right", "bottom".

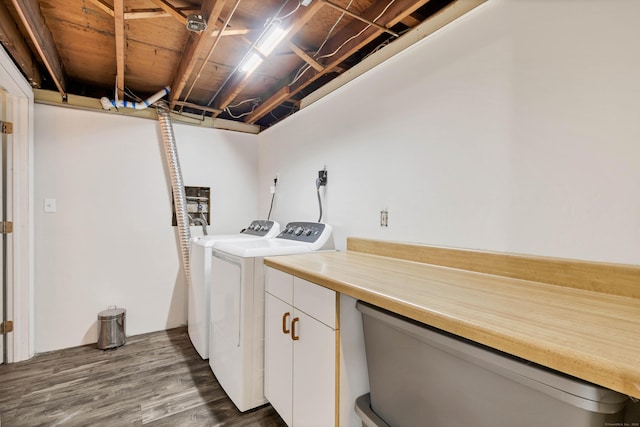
[{"left": 0, "top": 327, "right": 287, "bottom": 426}]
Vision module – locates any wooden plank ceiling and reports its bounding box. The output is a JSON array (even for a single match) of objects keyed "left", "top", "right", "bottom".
[{"left": 0, "top": 0, "right": 477, "bottom": 130}]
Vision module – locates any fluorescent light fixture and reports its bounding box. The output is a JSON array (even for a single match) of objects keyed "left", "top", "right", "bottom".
[
  {"left": 239, "top": 23, "right": 289, "bottom": 75},
  {"left": 239, "top": 52, "right": 263, "bottom": 74},
  {"left": 257, "top": 25, "right": 289, "bottom": 55}
]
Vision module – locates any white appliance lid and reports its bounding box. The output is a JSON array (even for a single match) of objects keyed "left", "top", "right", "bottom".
[
  {"left": 212, "top": 238, "right": 317, "bottom": 257},
  {"left": 212, "top": 222, "right": 333, "bottom": 257},
  {"left": 191, "top": 220, "right": 281, "bottom": 247}
]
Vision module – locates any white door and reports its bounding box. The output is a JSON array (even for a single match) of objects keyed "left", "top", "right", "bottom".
[
  {"left": 0, "top": 47, "right": 32, "bottom": 363},
  {"left": 0, "top": 88, "right": 9, "bottom": 364}
]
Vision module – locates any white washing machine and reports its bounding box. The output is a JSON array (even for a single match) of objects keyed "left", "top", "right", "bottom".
[
  {"left": 209, "top": 222, "right": 334, "bottom": 412},
  {"left": 188, "top": 220, "right": 280, "bottom": 359}
]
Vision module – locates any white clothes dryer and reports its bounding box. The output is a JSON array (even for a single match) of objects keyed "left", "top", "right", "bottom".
[
  {"left": 188, "top": 219, "right": 280, "bottom": 359},
  {"left": 208, "top": 222, "right": 334, "bottom": 412}
]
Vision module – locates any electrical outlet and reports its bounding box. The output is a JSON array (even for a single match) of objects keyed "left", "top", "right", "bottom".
[
  {"left": 318, "top": 169, "right": 327, "bottom": 186},
  {"left": 380, "top": 209, "right": 388, "bottom": 227}
]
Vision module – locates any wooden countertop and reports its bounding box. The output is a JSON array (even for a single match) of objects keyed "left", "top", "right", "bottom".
[{"left": 264, "top": 241, "right": 640, "bottom": 399}]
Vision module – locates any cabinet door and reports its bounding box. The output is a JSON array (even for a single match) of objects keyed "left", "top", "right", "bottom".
[
  {"left": 292, "top": 309, "right": 336, "bottom": 427},
  {"left": 264, "top": 292, "right": 294, "bottom": 426}
]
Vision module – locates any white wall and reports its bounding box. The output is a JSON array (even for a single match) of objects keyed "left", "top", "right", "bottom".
[
  {"left": 34, "top": 105, "right": 258, "bottom": 352},
  {"left": 259, "top": 0, "right": 640, "bottom": 265}
]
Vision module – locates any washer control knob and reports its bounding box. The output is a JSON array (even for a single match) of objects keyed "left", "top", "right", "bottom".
[
  {"left": 295, "top": 226, "right": 304, "bottom": 236},
  {"left": 305, "top": 229, "right": 312, "bottom": 236}
]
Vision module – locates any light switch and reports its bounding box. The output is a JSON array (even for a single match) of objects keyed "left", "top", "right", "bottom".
[{"left": 44, "top": 198, "right": 57, "bottom": 213}]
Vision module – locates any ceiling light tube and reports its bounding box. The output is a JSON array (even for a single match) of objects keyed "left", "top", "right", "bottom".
[
  {"left": 257, "top": 24, "right": 289, "bottom": 55},
  {"left": 239, "top": 52, "right": 264, "bottom": 74},
  {"left": 239, "top": 24, "right": 289, "bottom": 75}
]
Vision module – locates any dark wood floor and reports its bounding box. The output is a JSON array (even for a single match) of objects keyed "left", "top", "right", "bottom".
[{"left": 0, "top": 327, "right": 287, "bottom": 426}]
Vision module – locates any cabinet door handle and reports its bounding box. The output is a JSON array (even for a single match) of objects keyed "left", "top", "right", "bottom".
[
  {"left": 291, "top": 317, "right": 300, "bottom": 341},
  {"left": 282, "top": 312, "right": 291, "bottom": 334}
]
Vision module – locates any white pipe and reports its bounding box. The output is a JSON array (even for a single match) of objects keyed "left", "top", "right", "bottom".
[{"left": 100, "top": 86, "right": 171, "bottom": 110}]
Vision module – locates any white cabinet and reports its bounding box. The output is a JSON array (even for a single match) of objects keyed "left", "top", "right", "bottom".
[
  {"left": 265, "top": 267, "right": 337, "bottom": 427},
  {"left": 265, "top": 293, "right": 294, "bottom": 425}
]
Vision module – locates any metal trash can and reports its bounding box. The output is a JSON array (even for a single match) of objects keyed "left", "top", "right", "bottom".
[{"left": 97, "top": 306, "right": 126, "bottom": 350}]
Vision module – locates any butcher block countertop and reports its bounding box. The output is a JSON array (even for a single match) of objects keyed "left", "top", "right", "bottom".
[{"left": 264, "top": 238, "right": 640, "bottom": 399}]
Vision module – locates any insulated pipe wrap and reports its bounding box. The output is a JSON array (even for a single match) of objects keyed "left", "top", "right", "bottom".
[
  {"left": 157, "top": 107, "right": 191, "bottom": 285},
  {"left": 100, "top": 86, "right": 171, "bottom": 110}
]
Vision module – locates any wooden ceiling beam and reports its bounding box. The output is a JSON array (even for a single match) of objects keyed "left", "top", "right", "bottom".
[
  {"left": 10, "top": 0, "right": 66, "bottom": 96},
  {"left": 148, "top": 0, "right": 188, "bottom": 25},
  {"left": 173, "top": 100, "right": 222, "bottom": 114},
  {"left": 171, "top": 0, "right": 201, "bottom": 8},
  {"left": 114, "top": 0, "right": 125, "bottom": 98},
  {"left": 244, "top": 86, "right": 289, "bottom": 123},
  {"left": 0, "top": 1, "right": 41, "bottom": 87},
  {"left": 88, "top": 0, "right": 114, "bottom": 17},
  {"left": 125, "top": 8, "right": 200, "bottom": 20},
  {"left": 210, "top": 27, "right": 252, "bottom": 37},
  {"left": 211, "top": 0, "right": 324, "bottom": 114},
  {"left": 87, "top": 1, "right": 201, "bottom": 20},
  {"left": 169, "top": 0, "right": 228, "bottom": 107},
  {"left": 247, "top": 0, "right": 429, "bottom": 124},
  {"left": 401, "top": 13, "right": 421, "bottom": 27},
  {"left": 321, "top": 0, "right": 399, "bottom": 38},
  {"left": 287, "top": 40, "right": 324, "bottom": 72}
]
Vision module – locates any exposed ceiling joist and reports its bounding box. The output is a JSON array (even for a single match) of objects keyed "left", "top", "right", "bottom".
[
  {"left": 114, "top": 0, "right": 126, "bottom": 98},
  {"left": 88, "top": 0, "right": 114, "bottom": 17},
  {"left": 288, "top": 41, "right": 324, "bottom": 72},
  {"left": 246, "top": 86, "right": 290, "bottom": 123},
  {"left": 87, "top": 0, "right": 200, "bottom": 20},
  {"left": 1, "top": 0, "right": 476, "bottom": 130},
  {"left": 321, "top": 0, "right": 399, "bottom": 38},
  {"left": 247, "top": 0, "right": 430, "bottom": 124},
  {"left": 210, "top": 27, "right": 251, "bottom": 37},
  {"left": 401, "top": 13, "right": 421, "bottom": 27},
  {"left": 0, "top": 1, "right": 41, "bottom": 87},
  {"left": 181, "top": 0, "right": 243, "bottom": 102},
  {"left": 10, "top": 0, "right": 66, "bottom": 96},
  {"left": 148, "top": 0, "right": 188, "bottom": 24},
  {"left": 212, "top": 0, "right": 325, "bottom": 113},
  {"left": 299, "top": 0, "right": 487, "bottom": 111},
  {"left": 169, "top": 0, "right": 229, "bottom": 107},
  {"left": 173, "top": 100, "right": 222, "bottom": 114}
]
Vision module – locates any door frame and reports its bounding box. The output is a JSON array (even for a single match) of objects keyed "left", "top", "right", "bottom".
[{"left": 0, "top": 47, "right": 35, "bottom": 362}]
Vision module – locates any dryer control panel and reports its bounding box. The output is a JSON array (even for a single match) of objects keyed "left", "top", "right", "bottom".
[
  {"left": 242, "top": 220, "right": 279, "bottom": 236},
  {"left": 277, "top": 222, "right": 328, "bottom": 243}
]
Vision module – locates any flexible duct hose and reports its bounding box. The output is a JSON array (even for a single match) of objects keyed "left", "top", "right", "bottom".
[{"left": 157, "top": 107, "right": 191, "bottom": 285}]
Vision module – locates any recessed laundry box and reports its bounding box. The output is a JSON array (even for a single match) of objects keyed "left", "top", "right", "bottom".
[
  {"left": 97, "top": 307, "right": 126, "bottom": 350},
  {"left": 355, "top": 301, "right": 629, "bottom": 427}
]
